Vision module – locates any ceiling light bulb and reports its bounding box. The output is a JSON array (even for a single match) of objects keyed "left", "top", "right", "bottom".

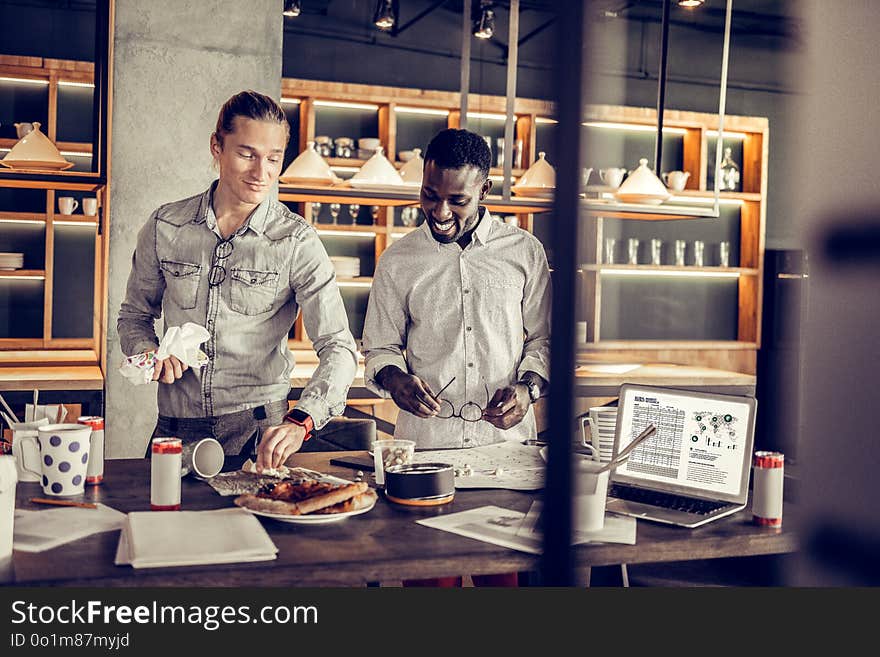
[
  {"left": 473, "top": 2, "right": 495, "bottom": 40},
  {"left": 374, "top": 0, "right": 396, "bottom": 30},
  {"left": 677, "top": 0, "right": 705, "bottom": 7},
  {"left": 283, "top": 0, "right": 301, "bottom": 17}
]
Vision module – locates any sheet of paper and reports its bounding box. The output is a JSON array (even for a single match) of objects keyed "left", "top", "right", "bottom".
[
  {"left": 515, "top": 501, "right": 637, "bottom": 545},
  {"left": 417, "top": 506, "right": 541, "bottom": 554},
  {"left": 413, "top": 441, "right": 545, "bottom": 490},
  {"left": 13, "top": 504, "right": 126, "bottom": 553}
]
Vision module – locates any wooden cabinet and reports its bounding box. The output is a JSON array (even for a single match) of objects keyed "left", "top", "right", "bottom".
[{"left": 0, "top": 55, "right": 106, "bottom": 367}]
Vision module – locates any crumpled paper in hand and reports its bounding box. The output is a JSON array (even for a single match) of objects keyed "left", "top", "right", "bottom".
[{"left": 119, "top": 322, "right": 210, "bottom": 385}]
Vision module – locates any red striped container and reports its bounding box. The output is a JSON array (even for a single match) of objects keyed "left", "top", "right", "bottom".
[
  {"left": 150, "top": 437, "right": 181, "bottom": 511},
  {"left": 77, "top": 416, "right": 104, "bottom": 484},
  {"left": 752, "top": 451, "right": 784, "bottom": 528}
]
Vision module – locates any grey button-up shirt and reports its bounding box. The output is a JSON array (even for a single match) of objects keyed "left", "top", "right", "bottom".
[
  {"left": 362, "top": 209, "right": 551, "bottom": 448},
  {"left": 117, "top": 182, "right": 357, "bottom": 428}
]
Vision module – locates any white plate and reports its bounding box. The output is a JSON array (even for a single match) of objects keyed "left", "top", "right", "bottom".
[{"left": 240, "top": 495, "right": 377, "bottom": 524}]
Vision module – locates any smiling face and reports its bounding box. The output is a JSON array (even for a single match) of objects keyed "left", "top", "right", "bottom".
[
  {"left": 420, "top": 161, "right": 492, "bottom": 244},
  {"left": 210, "top": 116, "right": 287, "bottom": 207}
]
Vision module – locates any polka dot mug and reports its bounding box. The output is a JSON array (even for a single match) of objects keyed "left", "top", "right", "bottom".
[{"left": 18, "top": 424, "right": 92, "bottom": 496}]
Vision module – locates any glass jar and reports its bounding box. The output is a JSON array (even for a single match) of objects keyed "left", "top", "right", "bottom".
[
  {"left": 314, "top": 136, "right": 332, "bottom": 158},
  {"left": 334, "top": 137, "right": 354, "bottom": 158}
]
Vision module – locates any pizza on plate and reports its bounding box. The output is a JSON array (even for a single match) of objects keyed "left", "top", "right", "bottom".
[{"left": 234, "top": 479, "right": 376, "bottom": 516}]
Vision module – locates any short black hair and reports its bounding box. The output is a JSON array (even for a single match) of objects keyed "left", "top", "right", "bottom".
[{"left": 424, "top": 128, "right": 491, "bottom": 180}]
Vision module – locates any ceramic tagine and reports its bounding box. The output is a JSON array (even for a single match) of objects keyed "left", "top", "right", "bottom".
[
  {"left": 397, "top": 148, "right": 424, "bottom": 186},
  {"left": 511, "top": 152, "right": 556, "bottom": 198},
  {"left": 278, "top": 141, "right": 340, "bottom": 185},
  {"left": 614, "top": 158, "right": 670, "bottom": 205},
  {"left": 0, "top": 122, "right": 73, "bottom": 171},
  {"left": 348, "top": 147, "right": 407, "bottom": 189}
]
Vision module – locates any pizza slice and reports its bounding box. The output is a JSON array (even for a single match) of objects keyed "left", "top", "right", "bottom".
[{"left": 234, "top": 480, "right": 371, "bottom": 516}]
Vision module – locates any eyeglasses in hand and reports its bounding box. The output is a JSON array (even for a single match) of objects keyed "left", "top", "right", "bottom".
[{"left": 434, "top": 377, "right": 491, "bottom": 422}]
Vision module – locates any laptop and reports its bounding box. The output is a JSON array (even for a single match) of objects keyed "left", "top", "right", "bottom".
[{"left": 605, "top": 384, "right": 757, "bottom": 528}]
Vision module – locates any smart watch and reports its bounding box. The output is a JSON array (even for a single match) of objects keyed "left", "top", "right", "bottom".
[{"left": 283, "top": 408, "right": 314, "bottom": 441}]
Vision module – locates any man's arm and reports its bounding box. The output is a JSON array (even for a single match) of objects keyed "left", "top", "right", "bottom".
[
  {"left": 287, "top": 228, "right": 358, "bottom": 430},
  {"left": 117, "top": 210, "right": 165, "bottom": 356}
]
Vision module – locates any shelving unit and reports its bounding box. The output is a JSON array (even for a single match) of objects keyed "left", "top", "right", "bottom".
[{"left": 0, "top": 54, "right": 105, "bottom": 364}]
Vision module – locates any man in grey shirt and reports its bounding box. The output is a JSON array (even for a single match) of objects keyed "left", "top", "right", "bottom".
[
  {"left": 363, "top": 128, "right": 551, "bottom": 450},
  {"left": 118, "top": 91, "right": 357, "bottom": 472}
]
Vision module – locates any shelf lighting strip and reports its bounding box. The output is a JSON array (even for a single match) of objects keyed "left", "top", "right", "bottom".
[
  {"left": 58, "top": 80, "right": 95, "bottom": 88},
  {"left": 0, "top": 218, "right": 45, "bottom": 225},
  {"left": 54, "top": 220, "right": 98, "bottom": 227},
  {"left": 535, "top": 117, "right": 558, "bottom": 124},
  {"left": 337, "top": 281, "right": 372, "bottom": 288},
  {"left": 601, "top": 268, "right": 741, "bottom": 279},
  {"left": 706, "top": 129, "right": 747, "bottom": 140},
  {"left": 0, "top": 76, "right": 48, "bottom": 85},
  {"left": 0, "top": 275, "right": 45, "bottom": 280},
  {"left": 329, "top": 166, "right": 361, "bottom": 173},
  {"left": 597, "top": 192, "right": 743, "bottom": 206},
  {"left": 280, "top": 98, "right": 302, "bottom": 105},
  {"left": 394, "top": 106, "right": 450, "bottom": 117},
  {"left": 467, "top": 112, "right": 509, "bottom": 121},
  {"left": 313, "top": 100, "right": 379, "bottom": 111},
  {"left": 315, "top": 230, "right": 376, "bottom": 238},
  {"left": 59, "top": 151, "right": 92, "bottom": 157},
  {"left": 582, "top": 121, "right": 688, "bottom": 135}
]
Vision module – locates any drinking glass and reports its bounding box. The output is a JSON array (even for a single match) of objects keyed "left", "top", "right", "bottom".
[
  {"left": 311, "top": 201, "right": 322, "bottom": 224},
  {"left": 604, "top": 237, "right": 617, "bottom": 264},
  {"left": 693, "top": 240, "right": 705, "bottom": 267},
  {"left": 674, "top": 239, "right": 687, "bottom": 266},
  {"left": 329, "top": 203, "right": 341, "bottom": 225},
  {"left": 348, "top": 204, "right": 360, "bottom": 224},
  {"left": 401, "top": 207, "right": 419, "bottom": 226},
  {"left": 371, "top": 206, "right": 380, "bottom": 225},
  {"left": 718, "top": 241, "right": 731, "bottom": 267},
  {"left": 627, "top": 238, "right": 640, "bottom": 265},
  {"left": 650, "top": 238, "right": 663, "bottom": 266}
]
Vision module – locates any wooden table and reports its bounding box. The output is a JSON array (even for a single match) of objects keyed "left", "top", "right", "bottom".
[{"left": 4, "top": 451, "right": 796, "bottom": 587}]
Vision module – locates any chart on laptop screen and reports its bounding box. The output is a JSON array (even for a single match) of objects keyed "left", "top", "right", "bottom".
[{"left": 616, "top": 387, "right": 754, "bottom": 497}]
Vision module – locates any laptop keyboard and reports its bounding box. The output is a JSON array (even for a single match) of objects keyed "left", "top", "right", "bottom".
[{"left": 608, "top": 484, "right": 729, "bottom": 516}]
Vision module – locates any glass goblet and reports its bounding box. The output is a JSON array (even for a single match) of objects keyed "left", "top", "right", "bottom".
[
  {"left": 348, "top": 203, "right": 360, "bottom": 224},
  {"left": 329, "top": 203, "right": 341, "bottom": 225}
]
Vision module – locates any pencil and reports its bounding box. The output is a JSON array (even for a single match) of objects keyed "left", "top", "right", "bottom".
[{"left": 29, "top": 497, "right": 97, "bottom": 509}]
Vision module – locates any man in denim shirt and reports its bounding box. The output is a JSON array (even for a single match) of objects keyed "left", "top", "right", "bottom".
[{"left": 118, "top": 91, "right": 357, "bottom": 472}]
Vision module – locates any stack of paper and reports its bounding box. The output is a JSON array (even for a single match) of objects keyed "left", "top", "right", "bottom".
[
  {"left": 114, "top": 508, "right": 277, "bottom": 568},
  {"left": 14, "top": 504, "right": 126, "bottom": 553}
]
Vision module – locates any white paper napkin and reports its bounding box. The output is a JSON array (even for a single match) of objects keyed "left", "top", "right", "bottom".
[
  {"left": 119, "top": 322, "right": 210, "bottom": 385},
  {"left": 114, "top": 508, "right": 277, "bottom": 568}
]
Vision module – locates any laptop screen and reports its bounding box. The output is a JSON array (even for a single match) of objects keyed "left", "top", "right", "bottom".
[{"left": 611, "top": 384, "right": 757, "bottom": 503}]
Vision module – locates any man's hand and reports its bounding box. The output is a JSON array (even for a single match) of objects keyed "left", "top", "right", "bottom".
[
  {"left": 482, "top": 383, "right": 530, "bottom": 430},
  {"left": 380, "top": 367, "right": 442, "bottom": 418},
  {"left": 256, "top": 422, "right": 308, "bottom": 472},
  {"left": 151, "top": 354, "right": 189, "bottom": 384}
]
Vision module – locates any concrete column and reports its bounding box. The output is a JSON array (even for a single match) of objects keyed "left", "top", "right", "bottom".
[{"left": 106, "top": 0, "right": 282, "bottom": 457}]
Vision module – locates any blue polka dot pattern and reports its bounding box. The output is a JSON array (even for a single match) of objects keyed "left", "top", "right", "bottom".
[
  {"left": 44, "top": 455, "right": 53, "bottom": 466},
  {"left": 59, "top": 462, "right": 71, "bottom": 473},
  {"left": 42, "top": 475, "right": 48, "bottom": 486},
  {"left": 72, "top": 475, "right": 82, "bottom": 486},
  {"left": 51, "top": 482, "right": 62, "bottom": 494},
  {"left": 69, "top": 441, "right": 81, "bottom": 452},
  {"left": 50, "top": 435, "right": 61, "bottom": 447},
  {"left": 82, "top": 453, "right": 89, "bottom": 464}
]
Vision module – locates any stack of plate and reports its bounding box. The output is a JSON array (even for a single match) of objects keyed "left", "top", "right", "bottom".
[
  {"left": 588, "top": 406, "right": 618, "bottom": 463},
  {"left": 330, "top": 256, "right": 360, "bottom": 278},
  {"left": 0, "top": 252, "right": 24, "bottom": 271}
]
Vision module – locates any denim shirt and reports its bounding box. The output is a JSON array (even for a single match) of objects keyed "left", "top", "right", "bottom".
[{"left": 117, "top": 182, "right": 357, "bottom": 428}]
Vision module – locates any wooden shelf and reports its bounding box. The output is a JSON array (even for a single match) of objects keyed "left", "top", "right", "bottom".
[
  {"left": 0, "top": 212, "right": 46, "bottom": 224},
  {"left": 312, "top": 223, "right": 383, "bottom": 234},
  {"left": 581, "top": 341, "right": 758, "bottom": 351},
  {"left": 0, "top": 173, "right": 104, "bottom": 191},
  {"left": 581, "top": 264, "right": 759, "bottom": 275},
  {"left": 0, "top": 269, "right": 45, "bottom": 279}
]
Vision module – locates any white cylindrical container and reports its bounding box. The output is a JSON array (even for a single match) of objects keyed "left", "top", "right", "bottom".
[
  {"left": 151, "top": 438, "right": 182, "bottom": 511},
  {"left": 77, "top": 416, "right": 104, "bottom": 485},
  {"left": 0, "top": 455, "right": 17, "bottom": 559},
  {"left": 752, "top": 451, "right": 784, "bottom": 528}
]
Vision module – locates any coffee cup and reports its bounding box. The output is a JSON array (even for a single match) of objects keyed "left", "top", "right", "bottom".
[
  {"left": 181, "top": 437, "right": 225, "bottom": 479},
  {"left": 599, "top": 167, "right": 626, "bottom": 189},
  {"left": 18, "top": 423, "right": 92, "bottom": 496},
  {"left": 82, "top": 198, "right": 98, "bottom": 216},
  {"left": 574, "top": 451, "right": 610, "bottom": 533},
  {"left": 661, "top": 170, "right": 690, "bottom": 192},
  {"left": 0, "top": 456, "right": 16, "bottom": 560},
  {"left": 58, "top": 197, "right": 78, "bottom": 215},
  {"left": 10, "top": 419, "right": 50, "bottom": 482}
]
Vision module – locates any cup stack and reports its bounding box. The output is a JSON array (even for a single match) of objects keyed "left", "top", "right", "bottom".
[{"left": 588, "top": 406, "right": 618, "bottom": 463}]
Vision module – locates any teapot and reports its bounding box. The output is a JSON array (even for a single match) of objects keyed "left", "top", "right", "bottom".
[
  {"left": 661, "top": 170, "right": 691, "bottom": 192},
  {"left": 14, "top": 122, "right": 39, "bottom": 139}
]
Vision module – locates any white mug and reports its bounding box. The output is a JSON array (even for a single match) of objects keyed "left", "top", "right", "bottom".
[
  {"left": 0, "top": 455, "right": 16, "bottom": 560},
  {"left": 181, "top": 437, "right": 225, "bottom": 479},
  {"left": 574, "top": 455, "right": 610, "bottom": 533},
  {"left": 58, "top": 197, "right": 78, "bottom": 215},
  {"left": 10, "top": 419, "right": 49, "bottom": 483},
  {"left": 661, "top": 170, "right": 691, "bottom": 191},
  {"left": 19, "top": 423, "right": 92, "bottom": 496},
  {"left": 82, "top": 198, "right": 98, "bottom": 216},
  {"left": 599, "top": 167, "right": 626, "bottom": 189}
]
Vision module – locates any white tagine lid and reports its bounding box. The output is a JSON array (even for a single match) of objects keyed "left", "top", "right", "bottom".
[
  {"left": 614, "top": 158, "right": 671, "bottom": 205},
  {"left": 0, "top": 123, "right": 73, "bottom": 171},
  {"left": 397, "top": 148, "right": 424, "bottom": 186},
  {"left": 279, "top": 141, "right": 340, "bottom": 185},
  {"left": 514, "top": 151, "right": 556, "bottom": 190},
  {"left": 350, "top": 147, "right": 406, "bottom": 185}
]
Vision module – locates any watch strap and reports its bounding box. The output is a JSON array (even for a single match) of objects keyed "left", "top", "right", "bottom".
[{"left": 283, "top": 408, "right": 314, "bottom": 440}]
